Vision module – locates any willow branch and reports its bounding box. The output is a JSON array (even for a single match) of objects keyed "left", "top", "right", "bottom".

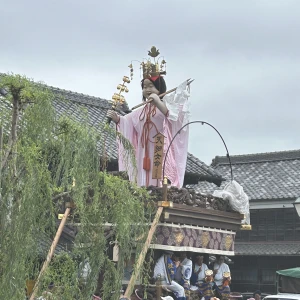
[
  {"left": 0, "top": 126, "right": 3, "bottom": 193},
  {"left": 29, "top": 207, "right": 71, "bottom": 300},
  {"left": 52, "top": 184, "right": 91, "bottom": 201},
  {"left": 52, "top": 191, "right": 71, "bottom": 201},
  {"left": 124, "top": 206, "right": 163, "bottom": 298},
  {"left": 1, "top": 96, "right": 19, "bottom": 171}
]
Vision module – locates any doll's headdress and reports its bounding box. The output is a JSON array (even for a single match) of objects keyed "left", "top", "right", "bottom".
[
  {"left": 128, "top": 46, "right": 167, "bottom": 80},
  {"left": 110, "top": 46, "right": 166, "bottom": 109}
]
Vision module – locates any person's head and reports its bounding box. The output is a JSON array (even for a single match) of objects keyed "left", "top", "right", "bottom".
[
  {"left": 205, "top": 269, "right": 214, "bottom": 282},
  {"left": 253, "top": 290, "right": 261, "bottom": 300},
  {"left": 171, "top": 253, "right": 180, "bottom": 263},
  {"left": 180, "top": 252, "right": 187, "bottom": 261},
  {"left": 195, "top": 254, "right": 204, "bottom": 265},
  {"left": 217, "top": 255, "right": 225, "bottom": 264},
  {"left": 141, "top": 76, "right": 167, "bottom": 100},
  {"left": 164, "top": 250, "right": 173, "bottom": 257}
]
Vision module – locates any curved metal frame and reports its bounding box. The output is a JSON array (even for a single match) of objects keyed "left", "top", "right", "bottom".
[{"left": 162, "top": 120, "right": 234, "bottom": 183}]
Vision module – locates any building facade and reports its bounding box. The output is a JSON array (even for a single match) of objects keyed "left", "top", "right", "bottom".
[{"left": 196, "top": 150, "right": 300, "bottom": 293}]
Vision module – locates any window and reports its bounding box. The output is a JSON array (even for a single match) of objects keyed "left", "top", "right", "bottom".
[
  {"left": 261, "top": 269, "right": 276, "bottom": 283},
  {"left": 236, "top": 208, "right": 300, "bottom": 242},
  {"left": 232, "top": 269, "right": 258, "bottom": 282}
]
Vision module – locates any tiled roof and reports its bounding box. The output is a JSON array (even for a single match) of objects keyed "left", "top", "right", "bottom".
[
  {"left": 195, "top": 150, "right": 300, "bottom": 201},
  {"left": 50, "top": 87, "right": 118, "bottom": 159},
  {"left": 186, "top": 152, "right": 223, "bottom": 177},
  {"left": 0, "top": 73, "right": 221, "bottom": 180},
  {"left": 212, "top": 149, "right": 300, "bottom": 166},
  {"left": 235, "top": 242, "right": 300, "bottom": 256}
]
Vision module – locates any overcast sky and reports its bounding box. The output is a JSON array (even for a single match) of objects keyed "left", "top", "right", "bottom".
[{"left": 1, "top": 0, "right": 299, "bottom": 164}]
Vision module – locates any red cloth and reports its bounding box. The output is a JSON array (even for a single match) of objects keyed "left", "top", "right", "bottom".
[{"left": 149, "top": 76, "right": 160, "bottom": 82}]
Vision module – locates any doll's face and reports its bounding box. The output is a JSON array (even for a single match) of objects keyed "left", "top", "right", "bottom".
[{"left": 142, "top": 79, "right": 159, "bottom": 99}]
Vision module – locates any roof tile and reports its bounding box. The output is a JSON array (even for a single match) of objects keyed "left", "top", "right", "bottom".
[
  {"left": 235, "top": 242, "right": 300, "bottom": 256},
  {"left": 195, "top": 150, "right": 300, "bottom": 200}
]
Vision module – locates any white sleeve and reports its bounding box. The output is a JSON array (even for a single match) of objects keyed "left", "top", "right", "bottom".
[
  {"left": 225, "top": 264, "right": 230, "bottom": 273},
  {"left": 163, "top": 80, "right": 190, "bottom": 126},
  {"left": 154, "top": 257, "right": 164, "bottom": 278},
  {"left": 182, "top": 260, "right": 193, "bottom": 280}
]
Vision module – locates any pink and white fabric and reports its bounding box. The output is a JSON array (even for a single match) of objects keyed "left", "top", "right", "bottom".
[{"left": 116, "top": 81, "right": 190, "bottom": 188}]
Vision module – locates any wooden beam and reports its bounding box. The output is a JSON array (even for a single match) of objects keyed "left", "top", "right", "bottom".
[
  {"left": 163, "top": 209, "right": 242, "bottom": 225},
  {"left": 162, "top": 214, "right": 241, "bottom": 231},
  {"left": 171, "top": 203, "right": 244, "bottom": 220},
  {"left": 29, "top": 207, "right": 71, "bottom": 300},
  {"left": 124, "top": 206, "right": 164, "bottom": 298}
]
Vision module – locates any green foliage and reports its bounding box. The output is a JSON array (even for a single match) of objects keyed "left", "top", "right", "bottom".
[
  {"left": 0, "top": 73, "right": 154, "bottom": 300},
  {"left": 103, "top": 125, "right": 138, "bottom": 181},
  {"left": 41, "top": 252, "right": 79, "bottom": 299}
]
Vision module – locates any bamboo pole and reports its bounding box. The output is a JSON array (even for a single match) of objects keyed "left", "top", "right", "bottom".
[
  {"left": 162, "top": 176, "right": 168, "bottom": 202},
  {"left": 124, "top": 206, "right": 164, "bottom": 298},
  {"left": 29, "top": 207, "right": 71, "bottom": 300},
  {"left": 131, "top": 79, "right": 194, "bottom": 110}
]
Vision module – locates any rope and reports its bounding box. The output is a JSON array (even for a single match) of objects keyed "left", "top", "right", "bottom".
[{"left": 139, "top": 103, "right": 159, "bottom": 186}]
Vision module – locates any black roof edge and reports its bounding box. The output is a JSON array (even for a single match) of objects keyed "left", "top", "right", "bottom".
[
  {"left": 212, "top": 149, "right": 300, "bottom": 166},
  {"left": 183, "top": 172, "right": 226, "bottom": 187}
]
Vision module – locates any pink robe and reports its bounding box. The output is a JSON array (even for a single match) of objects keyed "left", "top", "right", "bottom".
[{"left": 116, "top": 81, "right": 190, "bottom": 188}]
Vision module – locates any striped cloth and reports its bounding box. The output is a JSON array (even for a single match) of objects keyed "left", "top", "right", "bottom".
[{"left": 197, "top": 282, "right": 214, "bottom": 300}]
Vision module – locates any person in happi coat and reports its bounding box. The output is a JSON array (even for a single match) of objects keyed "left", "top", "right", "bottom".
[
  {"left": 213, "top": 256, "right": 231, "bottom": 300},
  {"left": 174, "top": 252, "right": 193, "bottom": 299},
  {"left": 190, "top": 254, "right": 211, "bottom": 297},
  {"left": 153, "top": 251, "right": 186, "bottom": 300},
  {"left": 106, "top": 47, "right": 190, "bottom": 188},
  {"left": 178, "top": 252, "right": 193, "bottom": 290},
  {"left": 192, "top": 254, "right": 209, "bottom": 285}
]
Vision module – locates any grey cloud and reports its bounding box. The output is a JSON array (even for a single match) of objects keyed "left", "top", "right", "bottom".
[{"left": 1, "top": 0, "right": 300, "bottom": 164}]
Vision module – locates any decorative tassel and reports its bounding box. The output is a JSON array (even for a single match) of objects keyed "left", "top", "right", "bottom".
[{"left": 143, "top": 157, "right": 151, "bottom": 171}]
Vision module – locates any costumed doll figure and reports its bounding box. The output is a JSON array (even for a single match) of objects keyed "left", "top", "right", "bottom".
[{"left": 106, "top": 46, "right": 190, "bottom": 188}]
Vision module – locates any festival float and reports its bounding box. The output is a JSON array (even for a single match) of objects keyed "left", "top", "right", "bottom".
[
  {"left": 105, "top": 46, "right": 251, "bottom": 300},
  {"left": 28, "top": 46, "right": 251, "bottom": 300}
]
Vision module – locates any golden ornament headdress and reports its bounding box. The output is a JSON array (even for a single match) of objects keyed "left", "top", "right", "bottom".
[
  {"left": 108, "top": 46, "right": 166, "bottom": 122},
  {"left": 128, "top": 46, "right": 167, "bottom": 80}
]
